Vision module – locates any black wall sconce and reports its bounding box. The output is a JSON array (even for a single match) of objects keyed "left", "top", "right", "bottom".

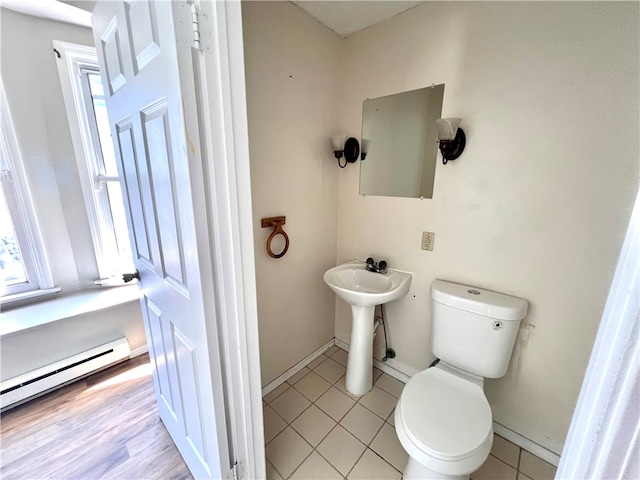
[
  {"left": 436, "top": 118, "right": 466, "bottom": 165},
  {"left": 360, "top": 138, "right": 370, "bottom": 160},
  {"left": 331, "top": 135, "right": 360, "bottom": 168}
]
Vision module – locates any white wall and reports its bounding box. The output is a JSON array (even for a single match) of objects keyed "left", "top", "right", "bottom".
[
  {"left": 0, "top": 9, "right": 146, "bottom": 378},
  {"left": 336, "top": 2, "right": 639, "bottom": 455},
  {"left": 2, "top": 8, "right": 96, "bottom": 289},
  {"left": 242, "top": 2, "right": 343, "bottom": 385},
  {"left": 0, "top": 302, "right": 147, "bottom": 381}
]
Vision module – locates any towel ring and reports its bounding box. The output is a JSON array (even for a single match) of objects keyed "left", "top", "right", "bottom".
[{"left": 261, "top": 216, "right": 289, "bottom": 259}]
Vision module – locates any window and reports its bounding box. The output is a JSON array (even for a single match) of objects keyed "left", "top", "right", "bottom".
[
  {"left": 0, "top": 173, "right": 33, "bottom": 294},
  {"left": 0, "top": 78, "right": 56, "bottom": 300},
  {"left": 55, "top": 41, "right": 134, "bottom": 280}
]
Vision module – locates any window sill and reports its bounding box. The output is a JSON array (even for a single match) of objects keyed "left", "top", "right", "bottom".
[
  {"left": 0, "top": 286, "right": 62, "bottom": 307},
  {"left": 0, "top": 285, "right": 141, "bottom": 338}
]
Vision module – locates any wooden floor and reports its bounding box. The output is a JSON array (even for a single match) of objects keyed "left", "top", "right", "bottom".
[{"left": 0, "top": 355, "right": 192, "bottom": 480}]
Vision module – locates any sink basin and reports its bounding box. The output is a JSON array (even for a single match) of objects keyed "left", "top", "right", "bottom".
[
  {"left": 323, "top": 261, "right": 412, "bottom": 396},
  {"left": 323, "top": 262, "right": 412, "bottom": 307}
]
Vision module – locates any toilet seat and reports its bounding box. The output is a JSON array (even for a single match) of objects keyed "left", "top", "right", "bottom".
[{"left": 396, "top": 366, "right": 493, "bottom": 475}]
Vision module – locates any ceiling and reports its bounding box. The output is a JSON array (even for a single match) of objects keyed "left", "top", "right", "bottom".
[
  {"left": 1, "top": 0, "right": 424, "bottom": 38},
  {"left": 291, "top": 1, "right": 424, "bottom": 38},
  {"left": 0, "top": 0, "right": 91, "bottom": 27}
]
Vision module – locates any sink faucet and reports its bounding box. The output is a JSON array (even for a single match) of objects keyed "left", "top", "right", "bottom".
[{"left": 366, "top": 257, "right": 388, "bottom": 274}]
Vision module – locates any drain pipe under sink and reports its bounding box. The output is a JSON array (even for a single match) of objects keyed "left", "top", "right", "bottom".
[{"left": 373, "top": 317, "right": 382, "bottom": 335}]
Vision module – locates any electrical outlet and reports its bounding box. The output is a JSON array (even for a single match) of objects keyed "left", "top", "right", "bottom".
[{"left": 421, "top": 231, "right": 435, "bottom": 251}]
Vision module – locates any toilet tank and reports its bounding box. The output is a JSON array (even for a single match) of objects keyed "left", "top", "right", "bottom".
[{"left": 431, "top": 280, "right": 528, "bottom": 379}]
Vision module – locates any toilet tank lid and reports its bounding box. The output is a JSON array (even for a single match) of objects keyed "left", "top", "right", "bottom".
[{"left": 431, "top": 280, "right": 528, "bottom": 321}]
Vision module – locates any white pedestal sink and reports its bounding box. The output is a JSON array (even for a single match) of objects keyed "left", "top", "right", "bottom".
[{"left": 323, "top": 262, "right": 412, "bottom": 396}]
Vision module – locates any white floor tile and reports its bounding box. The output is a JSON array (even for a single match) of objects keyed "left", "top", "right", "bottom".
[
  {"left": 290, "top": 451, "right": 343, "bottom": 480},
  {"left": 359, "top": 386, "right": 397, "bottom": 419},
  {"left": 266, "top": 460, "right": 283, "bottom": 480},
  {"left": 325, "top": 345, "right": 340, "bottom": 356},
  {"left": 334, "top": 374, "right": 373, "bottom": 400},
  {"left": 317, "top": 426, "right": 366, "bottom": 476},
  {"left": 340, "top": 403, "right": 385, "bottom": 445},
  {"left": 294, "top": 371, "right": 332, "bottom": 402},
  {"left": 263, "top": 405, "right": 287, "bottom": 444},
  {"left": 307, "top": 355, "right": 327, "bottom": 371},
  {"left": 491, "top": 434, "right": 520, "bottom": 468},
  {"left": 262, "top": 353, "right": 562, "bottom": 480},
  {"left": 316, "top": 386, "right": 356, "bottom": 421},
  {"left": 334, "top": 375, "right": 351, "bottom": 397},
  {"left": 270, "top": 387, "right": 311, "bottom": 423},
  {"left": 386, "top": 408, "right": 395, "bottom": 427},
  {"left": 519, "top": 451, "right": 557, "bottom": 480},
  {"left": 374, "top": 373, "right": 405, "bottom": 398},
  {"left": 287, "top": 367, "right": 311, "bottom": 386},
  {"left": 265, "top": 427, "right": 313, "bottom": 479},
  {"left": 369, "top": 423, "right": 408, "bottom": 472},
  {"left": 331, "top": 349, "right": 349, "bottom": 367},
  {"left": 314, "top": 357, "right": 346, "bottom": 384},
  {"left": 291, "top": 404, "right": 336, "bottom": 447},
  {"left": 347, "top": 449, "right": 401, "bottom": 480},
  {"left": 471, "top": 454, "right": 517, "bottom": 480},
  {"left": 263, "top": 382, "right": 290, "bottom": 404}
]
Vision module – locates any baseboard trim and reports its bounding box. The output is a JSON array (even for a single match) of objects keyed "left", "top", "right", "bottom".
[
  {"left": 261, "top": 339, "right": 336, "bottom": 397},
  {"left": 129, "top": 345, "right": 149, "bottom": 358},
  {"left": 493, "top": 422, "right": 561, "bottom": 466}
]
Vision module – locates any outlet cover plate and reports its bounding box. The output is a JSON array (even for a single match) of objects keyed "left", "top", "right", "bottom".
[{"left": 422, "top": 232, "right": 435, "bottom": 251}]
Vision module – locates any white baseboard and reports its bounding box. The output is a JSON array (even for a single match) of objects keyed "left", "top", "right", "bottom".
[
  {"left": 130, "top": 345, "right": 149, "bottom": 358},
  {"left": 493, "top": 422, "right": 560, "bottom": 466},
  {"left": 261, "top": 339, "right": 336, "bottom": 397}
]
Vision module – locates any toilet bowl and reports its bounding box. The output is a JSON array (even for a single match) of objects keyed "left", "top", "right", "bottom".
[
  {"left": 395, "top": 279, "right": 528, "bottom": 479},
  {"left": 395, "top": 365, "right": 493, "bottom": 479}
]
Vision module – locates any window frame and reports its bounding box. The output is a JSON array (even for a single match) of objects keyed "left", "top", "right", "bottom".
[
  {"left": 54, "top": 40, "right": 132, "bottom": 280},
  {"left": 0, "top": 77, "right": 56, "bottom": 301}
]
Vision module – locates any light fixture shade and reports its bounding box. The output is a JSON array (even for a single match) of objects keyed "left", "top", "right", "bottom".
[
  {"left": 331, "top": 135, "right": 347, "bottom": 151},
  {"left": 361, "top": 138, "right": 371, "bottom": 154},
  {"left": 436, "top": 118, "right": 463, "bottom": 141}
]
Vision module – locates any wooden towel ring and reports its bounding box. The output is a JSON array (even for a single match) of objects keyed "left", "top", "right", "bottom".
[{"left": 261, "top": 216, "right": 289, "bottom": 258}]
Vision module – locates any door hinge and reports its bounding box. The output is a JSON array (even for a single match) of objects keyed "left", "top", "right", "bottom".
[{"left": 190, "top": 2, "right": 201, "bottom": 50}]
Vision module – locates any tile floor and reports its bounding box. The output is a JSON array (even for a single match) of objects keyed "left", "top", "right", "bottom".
[{"left": 263, "top": 346, "right": 558, "bottom": 480}]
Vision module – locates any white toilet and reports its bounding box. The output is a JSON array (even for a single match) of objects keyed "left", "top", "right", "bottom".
[{"left": 395, "top": 279, "right": 528, "bottom": 479}]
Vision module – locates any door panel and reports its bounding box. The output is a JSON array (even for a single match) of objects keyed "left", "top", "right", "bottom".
[
  {"left": 114, "top": 118, "right": 154, "bottom": 268},
  {"left": 93, "top": 2, "right": 230, "bottom": 478},
  {"left": 139, "top": 100, "right": 188, "bottom": 289},
  {"left": 174, "top": 327, "right": 207, "bottom": 459},
  {"left": 99, "top": 16, "right": 126, "bottom": 94},
  {"left": 146, "top": 298, "right": 178, "bottom": 417},
  {"left": 125, "top": 0, "right": 161, "bottom": 72}
]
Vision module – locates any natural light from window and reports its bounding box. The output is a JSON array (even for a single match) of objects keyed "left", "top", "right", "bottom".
[
  {"left": 0, "top": 183, "right": 27, "bottom": 290},
  {"left": 0, "top": 75, "right": 54, "bottom": 301},
  {"left": 86, "top": 72, "right": 133, "bottom": 275},
  {"left": 54, "top": 41, "right": 135, "bottom": 282}
]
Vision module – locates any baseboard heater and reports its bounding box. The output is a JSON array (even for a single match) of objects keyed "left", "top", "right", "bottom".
[{"left": 0, "top": 337, "right": 130, "bottom": 411}]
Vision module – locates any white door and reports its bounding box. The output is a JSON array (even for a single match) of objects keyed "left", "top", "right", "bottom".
[{"left": 92, "top": 1, "right": 232, "bottom": 478}]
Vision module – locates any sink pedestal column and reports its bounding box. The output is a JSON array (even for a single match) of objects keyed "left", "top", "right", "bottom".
[{"left": 345, "top": 305, "right": 376, "bottom": 396}]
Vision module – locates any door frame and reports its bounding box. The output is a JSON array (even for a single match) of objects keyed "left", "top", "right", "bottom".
[{"left": 181, "top": 1, "right": 264, "bottom": 478}]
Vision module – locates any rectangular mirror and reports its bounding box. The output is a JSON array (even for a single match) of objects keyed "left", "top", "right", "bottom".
[{"left": 360, "top": 84, "right": 444, "bottom": 198}]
